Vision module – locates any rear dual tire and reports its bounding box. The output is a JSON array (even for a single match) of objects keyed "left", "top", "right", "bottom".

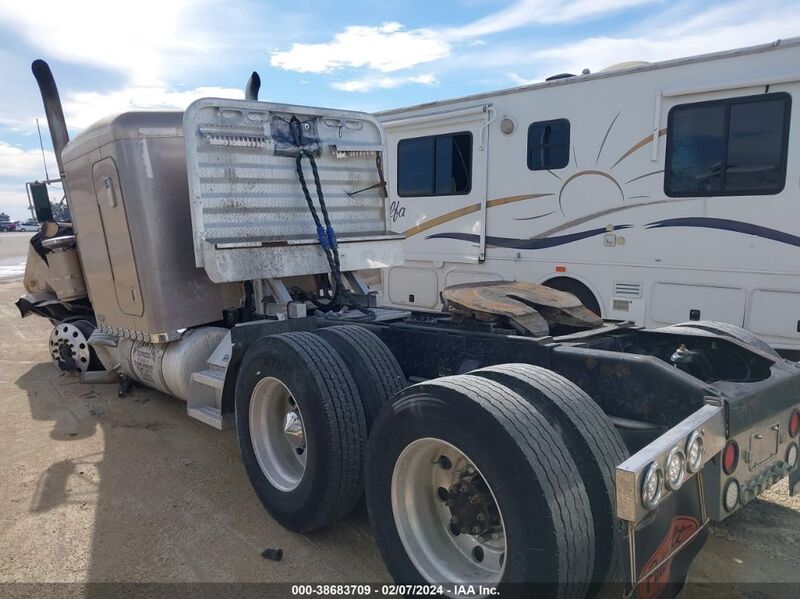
[
  {"left": 235, "top": 326, "right": 404, "bottom": 532},
  {"left": 314, "top": 325, "right": 406, "bottom": 427},
  {"left": 236, "top": 330, "right": 626, "bottom": 592},
  {"left": 366, "top": 374, "right": 595, "bottom": 598},
  {"left": 472, "top": 364, "right": 629, "bottom": 592},
  {"left": 235, "top": 331, "right": 367, "bottom": 532}
]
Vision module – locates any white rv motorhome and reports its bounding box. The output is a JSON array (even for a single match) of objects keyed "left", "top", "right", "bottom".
[{"left": 378, "top": 38, "right": 800, "bottom": 354}]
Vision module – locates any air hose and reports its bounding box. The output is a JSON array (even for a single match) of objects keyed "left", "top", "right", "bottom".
[{"left": 292, "top": 119, "right": 374, "bottom": 320}]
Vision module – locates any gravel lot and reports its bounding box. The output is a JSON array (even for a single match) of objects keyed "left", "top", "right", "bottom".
[{"left": 0, "top": 269, "right": 798, "bottom": 597}]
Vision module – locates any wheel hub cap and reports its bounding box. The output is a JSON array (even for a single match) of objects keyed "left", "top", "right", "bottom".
[
  {"left": 283, "top": 410, "right": 306, "bottom": 450},
  {"left": 249, "top": 377, "right": 308, "bottom": 492},
  {"left": 445, "top": 474, "right": 498, "bottom": 536},
  {"left": 391, "top": 438, "right": 507, "bottom": 588},
  {"left": 49, "top": 323, "right": 92, "bottom": 373}
]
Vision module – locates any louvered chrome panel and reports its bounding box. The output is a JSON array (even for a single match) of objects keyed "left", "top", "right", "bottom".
[{"left": 184, "top": 99, "right": 403, "bottom": 282}]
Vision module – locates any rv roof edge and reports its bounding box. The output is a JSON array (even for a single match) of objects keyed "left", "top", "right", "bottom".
[{"left": 375, "top": 36, "right": 799, "bottom": 117}]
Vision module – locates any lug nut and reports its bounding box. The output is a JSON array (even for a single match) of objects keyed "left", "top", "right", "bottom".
[
  {"left": 477, "top": 513, "right": 486, "bottom": 522},
  {"left": 472, "top": 526, "right": 481, "bottom": 535}
]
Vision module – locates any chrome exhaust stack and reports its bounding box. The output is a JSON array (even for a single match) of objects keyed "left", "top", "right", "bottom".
[{"left": 31, "top": 59, "right": 69, "bottom": 179}]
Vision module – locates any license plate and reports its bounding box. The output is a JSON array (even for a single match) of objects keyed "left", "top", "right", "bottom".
[{"left": 749, "top": 424, "right": 779, "bottom": 469}]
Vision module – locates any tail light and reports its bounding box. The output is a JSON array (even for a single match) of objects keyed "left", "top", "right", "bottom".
[
  {"left": 723, "top": 440, "right": 739, "bottom": 475},
  {"left": 790, "top": 410, "right": 799, "bottom": 438},
  {"left": 723, "top": 478, "right": 740, "bottom": 512}
]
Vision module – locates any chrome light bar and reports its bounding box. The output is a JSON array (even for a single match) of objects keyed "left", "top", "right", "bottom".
[{"left": 616, "top": 402, "right": 726, "bottom": 523}]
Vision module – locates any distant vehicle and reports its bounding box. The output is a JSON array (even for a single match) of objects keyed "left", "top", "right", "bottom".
[
  {"left": 17, "top": 220, "right": 40, "bottom": 232},
  {"left": 0, "top": 221, "right": 18, "bottom": 232}
]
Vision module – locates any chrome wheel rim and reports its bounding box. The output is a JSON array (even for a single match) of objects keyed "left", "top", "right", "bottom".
[
  {"left": 49, "top": 322, "right": 92, "bottom": 372},
  {"left": 391, "top": 438, "right": 507, "bottom": 587},
  {"left": 249, "top": 377, "right": 307, "bottom": 491}
]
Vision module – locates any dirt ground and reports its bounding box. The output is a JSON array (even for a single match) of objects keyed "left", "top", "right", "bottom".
[{"left": 0, "top": 274, "right": 798, "bottom": 596}]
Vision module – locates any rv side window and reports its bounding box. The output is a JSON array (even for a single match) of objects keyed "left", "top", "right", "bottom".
[
  {"left": 397, "top": 132, "right": 472, "bottom": 197},
  {"left": 665, "top": 92, "right": 791, "bottom": 197},
  {"left": 527, "top": 119, "right": 570, "bottom": 170}
]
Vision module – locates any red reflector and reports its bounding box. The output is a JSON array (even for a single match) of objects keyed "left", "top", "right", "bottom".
[
  {"left": 790, "top": 411, "right": 800, "bottom": 438},
  {"left": 723, "top": 441, "right": 739, "bottom": 475},
  {"left": 555, "top": 265, "right": 566, "bottom": 272}
]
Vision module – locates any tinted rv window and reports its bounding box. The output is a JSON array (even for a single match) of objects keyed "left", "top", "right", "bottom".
[
  {"left": 527, "top": 119, "right": 570, "bottom": 170},
  {"left": 665, "top": 93, "right": 790, "bottom": 196},
  {"left": 397, "top": 132, "right": 472, "bottom": 196}
]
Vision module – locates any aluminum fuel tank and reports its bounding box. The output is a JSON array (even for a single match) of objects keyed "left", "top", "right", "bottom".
[{"left": 61, "top": 112, "right": 224, "bottom": 341}]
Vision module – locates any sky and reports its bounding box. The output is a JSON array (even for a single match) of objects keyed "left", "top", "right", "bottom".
[{"left": 1, "top": 0, "right": 799, "bottom": 219}]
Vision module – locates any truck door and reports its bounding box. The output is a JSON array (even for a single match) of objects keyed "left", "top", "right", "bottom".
[
  {"left": 384, "top": 105, "right": 491, "bottom": 264},
  {"left": 91, "top": 157, "right": 143, "bottom": 317}
]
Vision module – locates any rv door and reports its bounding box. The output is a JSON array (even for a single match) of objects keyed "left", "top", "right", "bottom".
[{"left": 384, "top": 105, "right": 491, "bottom": 263}]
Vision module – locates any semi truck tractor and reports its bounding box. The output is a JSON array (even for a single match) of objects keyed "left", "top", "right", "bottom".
[{"left": 16, "top": 59, "right": 800, "bottom": 598}]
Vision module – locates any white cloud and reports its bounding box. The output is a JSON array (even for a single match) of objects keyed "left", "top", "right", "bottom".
[
  {"left": 63, "top": 85, "right": 244, "bottom": 129},
  {"left": 271, "top": 23, "right": 450, "bottom": 74},
  {"left": 268, "top": 1, "right": 657, "bottom": 84},
  {"left": 507, "top": 73, "right": 539, "bottom": 86},
  {"left": 0, "top": 188, "right": 29, "bottom": 207},
  {"left": 446, "top": 0, "right": 656, "bottom": 38},
  {"left": 419, "top": 0, "right": 799, "bottom": 89},
  {"left": 531, "top": 5, "right": 800, "bottom": 75},
  {"left": 332, "top": 74, "right": 438, "bottom": 93},
  {"left": 0, "top": 189, "right": 31, "bottom": 220},
  {"left": 0, "top": 141, "right": 57, "bottom": 179},
  {"left": 0, "top": 0, "right": 206, "bottom": 86}
]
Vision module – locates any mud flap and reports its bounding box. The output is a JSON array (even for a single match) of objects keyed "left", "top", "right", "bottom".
[
  {"left": 16, "top": 292, "right": 92, "bottom": 322},
  {"left": 629, "top": 476, "right": 708, "bottom": 599}
]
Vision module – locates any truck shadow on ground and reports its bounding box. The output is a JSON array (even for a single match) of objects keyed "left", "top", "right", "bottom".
[{"left": 15, "top": 361, "right": 388, "bottom": 587}]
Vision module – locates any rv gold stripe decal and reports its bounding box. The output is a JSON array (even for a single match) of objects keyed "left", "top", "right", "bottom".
[
  {"left": 611, "top": 128, "right": 667, "bottom": 170},
  {"left": 402, "top": 203, "right": 481, "bottom": 237},
  {"left": 486, "top": 193, "right": 553, "bottom": 209},
  {"left": 403, "top": 193, "right": 552, "bottom": 237}
]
